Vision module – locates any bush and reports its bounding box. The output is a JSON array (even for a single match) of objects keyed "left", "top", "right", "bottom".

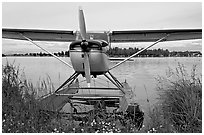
[{"left": 145, "top": 64, "right": 202, "bottom": 133}]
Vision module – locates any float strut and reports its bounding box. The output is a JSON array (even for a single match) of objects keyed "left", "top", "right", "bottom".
[{"left": 55, "top": 72, "right": 80, "bottom": 93}]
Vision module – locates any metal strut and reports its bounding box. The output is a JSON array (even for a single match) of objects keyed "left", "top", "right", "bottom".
[
  {"left": 55, "top": 72, "right": 80, "bottom": 93},
  {"left": 107, "top": 71, "right": 123, "bottom": 88},
  {"left": 104, "top": 72, "right": 125, "bottom": 94},
  {"left": 19, "top": 33, "right": 73, "bottom": 68}
]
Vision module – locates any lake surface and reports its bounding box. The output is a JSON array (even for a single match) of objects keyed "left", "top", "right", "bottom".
[{"left": 2, "top": 57, "right": 202, "bottom": 113}]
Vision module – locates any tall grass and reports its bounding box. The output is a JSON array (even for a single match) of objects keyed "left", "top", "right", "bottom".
[
  {"left": 2, "top": 62, "right": 144, "bottom": 133},
  {"left": 144, "top": 64, "right": 202, "bottom": 133},
  {"left": 2, "top": 62, "right": 60, "bottom": 132}
]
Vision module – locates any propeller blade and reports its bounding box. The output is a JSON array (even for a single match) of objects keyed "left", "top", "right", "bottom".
[
  {"left": 79, "top": 7, "right": 87, "bottom": 40},
  {"left": 84, "top": 52, "right": 91, "bottom": 87}
]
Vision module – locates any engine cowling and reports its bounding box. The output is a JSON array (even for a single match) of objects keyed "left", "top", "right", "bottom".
[{"left": 69, "top": 40, "right": 110, "bottom": 76}]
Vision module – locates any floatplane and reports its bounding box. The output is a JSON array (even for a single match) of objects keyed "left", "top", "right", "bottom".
[{"left": 2, "top": 7, "right": 202, "bottom": 126}]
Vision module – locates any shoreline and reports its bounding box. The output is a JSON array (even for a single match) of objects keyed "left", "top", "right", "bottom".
[{"left": 2, "top": 55, "right": 202, "bottom": 58}]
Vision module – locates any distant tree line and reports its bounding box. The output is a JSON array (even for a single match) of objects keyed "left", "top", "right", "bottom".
[
  {"left": 107, "top": 47, "right": 202, "bottom": 57},
  {"left": 107, "top": 47, "right": 170, "bottom": 57},
  {"left": 3, "top": 47, "right": 202, "bottom": 57},
  {"left": 26, "top": 51, "right": 70, "bottom": 57},
  {"left": 3, "top": 51, "right": 70, "bottom": 57}
]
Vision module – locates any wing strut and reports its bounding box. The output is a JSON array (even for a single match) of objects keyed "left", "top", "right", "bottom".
[
  {"left": 19, "top": 33, "right": 73, "bottom": 68},
  {"left": 109, "top": 34, "right": 170, "bottom": 70}
]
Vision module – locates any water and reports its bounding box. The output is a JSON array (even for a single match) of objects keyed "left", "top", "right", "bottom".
[{"left": 2, "top": 57, "right": 202, "bottom": 112}]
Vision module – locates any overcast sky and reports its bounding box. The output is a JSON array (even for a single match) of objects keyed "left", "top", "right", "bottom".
[{"left": 2, "top": 2, "right": 202, "bottom": 54}]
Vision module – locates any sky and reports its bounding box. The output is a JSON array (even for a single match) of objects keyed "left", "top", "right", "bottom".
[{"left": 2, "top": 2, "right": 202, "bottom": 54}]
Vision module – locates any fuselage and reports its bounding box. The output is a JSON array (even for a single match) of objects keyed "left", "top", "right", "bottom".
[{"left": 69, "top": 40, "right": 110, "bottom": 77}]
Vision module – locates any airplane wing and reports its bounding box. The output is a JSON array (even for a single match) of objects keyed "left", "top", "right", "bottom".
[
  {"left": 2, "top": 28, "right": 110, "bottom": 42},
  {"left": 109, "top": 29, "right": 202, "bottom": 70},
  {"left": 2, "top": 28, "right": 76, "bottom": 42},
  {"left": 3, "top": 28, "right": 201, "bottom": 42},
  {"left": 111, "top": 29, "right": 202, "bottom": 42}
]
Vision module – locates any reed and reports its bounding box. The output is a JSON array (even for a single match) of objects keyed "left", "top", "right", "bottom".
[
  {"left": 144, "top": 64, "right": 202, "bottom": 133},
  {"left": 2, "top": 63, "right": 143, "bottom": 133},
  {"left": 2, "top": 62, "right": 56, "bottom": 132}
]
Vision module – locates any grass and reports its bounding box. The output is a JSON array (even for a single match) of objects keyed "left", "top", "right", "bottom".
[
  {"left": 2, "top": 62, "right": 201, "bottom": 133},
  {"left": 143, "top": 63, "right": 202, "bottom": 133},
  {"left": 2, "top": 62, "right": 44, "bottom": 132},
  {"left": 2, "top": 62, "right": 143, "bottom": 133}
]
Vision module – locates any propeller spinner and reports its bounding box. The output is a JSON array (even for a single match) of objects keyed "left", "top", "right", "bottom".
[{"left": 78, "top": 7, "right": 91, "bottom": 87}]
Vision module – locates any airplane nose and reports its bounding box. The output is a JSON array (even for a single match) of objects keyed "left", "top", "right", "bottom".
[{"left": 80, "top": 41, "right": 89, "bottom": 51}]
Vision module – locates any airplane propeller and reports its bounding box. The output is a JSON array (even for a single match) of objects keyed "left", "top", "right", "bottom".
[
  {"left": 79, "top": 7, "right": 86, "bottom": 41},
  {"left": 79, "top": 7, "right": 91, "bottom": 87}
]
